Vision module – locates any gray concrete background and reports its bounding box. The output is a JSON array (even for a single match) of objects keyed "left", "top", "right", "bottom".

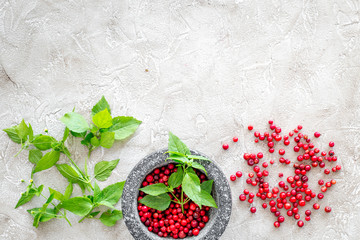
[{"left": 0, "top": 0, "right": 359, "bottom": 239}]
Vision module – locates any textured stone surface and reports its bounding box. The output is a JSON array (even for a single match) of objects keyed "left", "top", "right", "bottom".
[
  {"left": 1, "top": 0, "right": 360, "bottom": 239},
  {"left": 122, "top": 149, "right": 231, "bottom": 240}
]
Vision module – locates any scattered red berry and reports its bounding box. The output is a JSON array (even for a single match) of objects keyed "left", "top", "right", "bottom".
[
  {"left": 236, "top": 171, "right": 242, "bottom": 178},
  {"left": 248, "top": 125, "right": 253, "bottom": 130},
  {"left": 222, "top": 144, "right": 229, "bottom": 150},
  {"left": 233, "top": 137, "right": 238, "bottom": 142},
  {"left": 314, "top": 132, "right": 321, "bottom": 138},
  {"left": 250, "top": 207, "right": 256, "bottom": 213},
  {"left": 329, "top": 141, "right": 335, "bottom": 147},
  {"left": 230, "top": 175, "right": 236, "bottom": 181},
  {"left": 324, "top": 206, "right": 332, "bottom": 213},
  {"left": 297, "top": 220, "right": 304, "bottom": 227}
]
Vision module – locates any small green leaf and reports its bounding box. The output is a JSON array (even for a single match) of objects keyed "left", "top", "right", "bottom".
[
  {"left": 60, "top": 112, "right": 89, "bottom": 133},
  {"left": 61, "top": 197, "right": 93, "bottom": 216},
  {"left": 98, "top": 201, "right": 115, "bottom": 209},
  {"left": 168, "top": 132, "right": 190, "bottom": 155},
  {"left": 56, "top": 164, "right": 81, "bottom": 183},
  {"left": 3, "top": 126, "right": 22, "bottom": 144},
  {"left": 191, "top": 162, "right": 207, "bottom": 175},
  {"left": 33, "top": 150, "right": 60, "bottom": 173},
  {"left": 166, "top": 155, "right": 189, "bottom": 164},
  {"left": 94, "top": 159, "right": 120, "bottom": 181},
  {"left": 168, "top": 167, "right": 184, "bottom": 188},
  {"left": 200, "top": 190, "right": 217, "bottom": 208},
  {"left": 15, "top": 119, "right": 30, "bottom": 140},
  {"left": 182, "top": 172, "right": 202, "bottom": 208},
  {"left": 32, "top": 135, "right": 56, "bottom": 150},
  {"left": 28, "top": 208, "right": 56, "bottom": 223},
  {"left": 139, "top": 193, "right": 171, "bottom": 211},
  {"left": 100, "top": 210, "right": 123, "bottom": 227},
  {"left": 201, "top": 180, "right": 213, "bottom": 194},
  {"left": 28, "top": 123, "right": 34, "bottom": 142},
  {"left": 29, "top": 149, "right": 42, "bottom": 164},
  {"left": 100, "top": 131, "right": 115, "bottom": 148},
  {"left": 15, "top": 185, "right": 43, "bottom": 208},
  {"left": 49, "top": 188, "right": 64, "bottom": 201},
  {"left": 81, "top": 132, "right": 94, "bottom": 147},
  {"left": 90, "top": 136, "right": 100, "bottom": 147},
  {"left": 98, "top": 181, "right": 125, "bottom": 205},
  {"left": 93, "top": 181, "right": 102, "bottom": 203},
  {"left": 92, "top": 109, "right": 113, "bottom": 129},
  {"left": 89, "top": 211, "right": 101, "bottom": 218},
  {"left": 187, "top": 155, "right": 211, "bottom": 161},
  {"left": 33, "top": 213, "right": 42, "bottom": 227},
  {"left": 108, "top": 117, "right": 142, "bottom": 140},
  {"left": 64, "top": 183, "right": 73, "bottom": 200},
  {"left": 92, "top": 96, "right": 111, "bottom": 116},
  {"left": 139, "top": 183, "right": 169, "bottom": 196},
  {"left": 62, "top": 127, "right": 70, "bottom": 142},
  {"left": 70, "top": 130, "right": 87, "bottom": 138}
]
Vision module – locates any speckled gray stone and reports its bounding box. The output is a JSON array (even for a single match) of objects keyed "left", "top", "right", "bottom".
[{"left": 122, "top": 149, "right": 232, "bottom": 240}]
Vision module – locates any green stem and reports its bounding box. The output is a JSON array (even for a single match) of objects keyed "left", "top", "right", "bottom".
[
  {"left": 14, "top": 146, "right": 24, "bottom": 157},
  {"left": 181, "top": 188, "right": 184, "bottom": 213},
  {"left": 38, "top": 191, "right": 72, "bottom": 226},
  {"left": 169, "top": 191, "right": 180, "bottom": 203}
]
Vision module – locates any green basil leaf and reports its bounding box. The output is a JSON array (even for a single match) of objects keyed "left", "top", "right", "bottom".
[
  {"left": 92, "top": 109, "right": 113, "bottom": 129},
  {"left": 33, "top": 150, "right": 60, "bottom": 173},
  {"left": 168, "top": 167, "right": 184, "bottom": 188},
  {"left": 60, "top": 112, "right": 89, "bottom": 133},
  {"left": 100, "top": 131, "right": 115, "bottom": 148},
  {"left": 81, "top": 132, "right": 94, "bottom": 147},
  {"left": 98, "top": 201, "right": 115, "bottom": 209},
  {"left": 187, "top": 155, "right": 211, "bottom": 161},
  {"left": 15, "top": 119, "right": 30, "bottom": 140},
  {"left": 32, "top": 135, "right": 56, "bottom": 150},
  {"left": 191, "top": 162, "right": 207, "bottom": 175},
  {"left": 201, "top": 180, "right": 213, "bottom": 194},
  {"left": 89, "top": 211, "right": 100, "bottom": 218},
  {"left": 93, "top": 181, "right": 102, "bottom": 203},
  {"left": 49, "top": 188, "right": 64, "bottom": 201},
  {"left": 61, "top": 197, "right": 93, "bottom": 216},
  {"left": 182, "top": 172, "right": 202, "bottom": 208},
  {"left": 98, "top": 181, "right": 125, "bottom": 205},
  {"left": 94, "top": 159, "right": 120, "bottom": 181},
  {"left": 108, "top": 116, "right": 142, "bottom": 140},
  {"left": 29, "top": 149, "right": 42, "bottom": 164},
  {"left": 90, "top": 136, "right": 100, "bottom": 147},
  {"left": 28, "top": 123, "right": 34, "bottom": 142},
  {"left": 33, "top": 213, "right": 42, "bottom": 228},
  {"left": 139, "top": 193, "right": 171, "bottom": 211},
  {"left": 92, "top": 96, "right": 111, "bottom": 117},
  {"left": 3, "top": 126, "right": 22, "bottom": 144},
  {"left": 100, "top": 209, "right": 123, "bottom": 227},
  {"left": 200, "top": 190, "right": 217, "bottom": 208},
  {"left": 166, "top": 154, "right": 189, "bottom": 164},
  {"left": 56, "top": 164, "right": 81, "bottom": 183},
  {"left": 64, "top": 183, "right": 73, "bottom": 200},
  {"left": 168, "top": 132, "right": 190, "bottom": 155},
  {"left": 139, "top": 183, "right": 169, "bottom": 196}
]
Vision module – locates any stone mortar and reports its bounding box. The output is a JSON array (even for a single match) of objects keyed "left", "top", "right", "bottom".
[{"left": 122, "top": 149, "right": 232, "bottom": 240}]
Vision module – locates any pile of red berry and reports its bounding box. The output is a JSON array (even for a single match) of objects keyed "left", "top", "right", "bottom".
[
  {"left": 227, "top": 121, "right": 341, "bottom": 228},
  {"left": 138, "top": 164, "right": 211, "bottom": 238}
]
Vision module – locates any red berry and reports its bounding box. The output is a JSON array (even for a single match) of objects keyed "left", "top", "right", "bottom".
[
  {"left": 325, "top": 206, "right": 332, "bottom": 212},
  {"left": 262, "top": 203, "right": 267, "bottom": 209},
  {"left": 248, "top": 125, "right": 253, "bottom": 130},
  {"left": 230, "top": 175, "right": 236, "bottom": 181},
  {"left": 233, "top": 137, "right": 238, "bottom": 142},
  {"left": 257, "top": 152, "right": 263, "bottom": 159},
  {"left": 314, "top": 132, "right": 321, "bottom": 138},
  {"left": 236, "top": 171, "right": 242, "bottom": 178},
  {"left": 313, "top": 203, "right": 320, "bottom": 210},
  {"left": 274, "top": 221, "right": 280, "bottom": 228},
  {"left": 222, "top": 144, "right": 229, "bottom": 150},
  {"left": 279, "top": 149, "right": 285, "bottom": 155},
  {"left": 329, "top": 141, "right": 335, "bottom": 147},
  {"left": 250, "top": 207, "right": 256, "bottom": 213},
  {"left": 297, "top": 220, "right": 304, "bottom": 227},
  {"left": 239, "top": 194, "right": 246, "bottom": 201},
  {"left": 193, "top": 228, "right": 199, "bottom": 236}
]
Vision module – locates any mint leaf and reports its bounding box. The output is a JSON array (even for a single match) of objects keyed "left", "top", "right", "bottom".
[
  {"left": 29, "top": 149, "right": 42, "bottom": 164},
  {"left": 168, "top": 132, "right": 191, "bottom": 155},
  {"left": 139, "top": 193, "right": 171, "bottom": 211},
  {"left": 168, "top": 167, "right": 184, "bottom": 188},
  {"left": 32, "top": 135, "right": 56, "bottom": 150},
  {"left": 100, "top": 131, "right": 115, "bottom": 148},
  {"left": 139, "top": 183, "right": 169, "bottom": 196},
  {"left": 56, "top": 164, "right": 81, "bottom": 183},
  {"left": 187, "top": 155, "right": 211, "bottom": 161},
  {"left": 166, "top": 154, "right": 189, "bottom": 164},
  {"left": 98, "top": 181, "right": 125, "bottom": 205},
  {"left": 191, "top": 162, "right": 207, "bottom": 175},
  {"left": 61, "top": 197, "right": 93, "bottom": 216},
  {"left": 200, "top": 190, "right": 217, "bottom": 208},
  {"left": 15, "top": 119, "right": 30, "bottom": 140},
  {"left": 182, "top": 172, "right": 202, "bottom": 208},
  {"left": 92, "top": 96, "right": 111, "bottom": 116},
  {"left": 108, "top": 117, "right": 141, "bottom": 140},
  {"left": 93, "top": 181, "right": 102, "bottom": 203},
  {"left": 90, "top": 136, "right": 100, "bottom": 147},
  {"left": 49, "top": 188, "right": 64, "bottom": 201},
  {"left": 92, "top": 109, "right": 113, "bottom": 129},
  {"left": 3, "top": 126, "right": 22, "bottom": 144},
  {"left": 100, "top": 209, "right": 122, "bottom": 227},
  {"left": 94, "top": 159, "right": 120, "bottom": 181},
  {"left": 60, "top": 112, "right": 89, "bottom": 133},
  {"left": 201, "top": 180, "right": 213, "bottom": 194},
  {"left": 28, "top": 208, "right": 56, "bottom": 223},
  {"left": 33, "top": 150, "right": 60, "bottom": 173}
]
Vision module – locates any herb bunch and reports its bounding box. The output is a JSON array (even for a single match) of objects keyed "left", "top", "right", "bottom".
[
  {"left": 3, "top": 96, "right": 141, "bottom": 227},
  {"left": 138, "top": 132, "right": 217, "bottom": 213}
]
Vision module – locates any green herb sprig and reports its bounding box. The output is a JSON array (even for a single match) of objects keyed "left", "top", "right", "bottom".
[
  {"left": 3, "top": 96, "right": 141, "bottom": 227},
  {"left": 138, "top": 132, "right": 217, "bottom": 213}
]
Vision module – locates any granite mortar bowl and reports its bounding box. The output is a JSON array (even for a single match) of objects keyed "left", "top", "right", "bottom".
[{"left": 122, "top": 149, "right": 232, "bottom": 240}]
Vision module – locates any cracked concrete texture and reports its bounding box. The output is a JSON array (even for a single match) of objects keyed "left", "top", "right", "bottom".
[{"left": 0, "top": 0, "right": 359, "bottom": 239}]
